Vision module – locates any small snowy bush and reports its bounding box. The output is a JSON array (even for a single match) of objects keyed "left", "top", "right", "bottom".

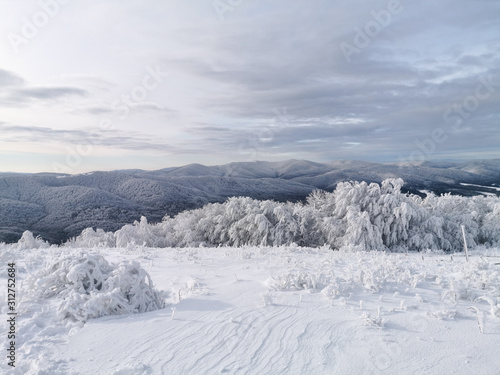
[
  {"left": 67, "top": 227, "right": 117, "bottom": 248},
  {"left": 267, "top": 271, "right": 332, "bottom": 291},
  {"left": 27, "top": 252, "right": 167, "bottom": 322},
  {"left": 17, "top": 230, "right": 50, "bottom": 250}
]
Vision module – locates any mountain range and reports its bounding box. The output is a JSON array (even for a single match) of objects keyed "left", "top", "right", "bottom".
[{"left": 1, "top": 159, "right": 499, "bottom": 244}]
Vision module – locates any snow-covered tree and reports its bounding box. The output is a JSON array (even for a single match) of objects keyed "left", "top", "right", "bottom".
[{"left": 61, "top": 178, "right": 500, "bottom": 252}]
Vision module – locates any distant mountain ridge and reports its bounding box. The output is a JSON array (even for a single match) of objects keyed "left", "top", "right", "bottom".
[{"left": 1, "top": 159, "right": 499, "bottom": 244}]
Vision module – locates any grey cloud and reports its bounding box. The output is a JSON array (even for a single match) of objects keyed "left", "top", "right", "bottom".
[
  {"left": 0, "top": 124, "right": 95, "bottom": 141},
  {"left": 11, "top": 87, "right": 88, "bottom": 100},
  {"left": 82, "top": 106, "right": 115, "bottom": 115},
  {"left": 0, "top": 123, "right": 179, "bottom": 153},
  {"left": 192, "top": 126, "right": 230, "bottom": 132},
  {"left": 0, "top": 69, "right": 89, "bottom": 107},
  {"left": 60, "top": 74, "right": 115, "bottom": 91},
  {"left": 0, "top": 69, "right": 24, "bottom": 87},
  {"left": 128, "top": 102, "right": 176, "bottom": 114},
  {"left": 3, "top": 0, "right": 500, "bottom": 165},
  {"left": 457, "top": 55, "right": 495, "bottom": 67},
  {"left": 73, "top": 102, "right": 177, "bottom": 117},
  {"left": 166, "top": 0, "right": 500, "bottom": 121}
]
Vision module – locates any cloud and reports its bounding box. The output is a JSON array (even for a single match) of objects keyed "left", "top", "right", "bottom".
[
  {"left": 72, "top": 102, "right": 177, "bottom": 117},
  {"left": 1, "top": 0, "right": 500, "bottom": 171},
  {"left": 59, "top": 74, "right": 115, "bottom": 91},
  {"left": 0, "top": 78, "right": 90, "bottom": 107},
  {"left": 10, "top": 87, "right": 88, "bottom": 101},
  {"left": 0, "top": 124, "right": 94, "bottom": 142},
  {"left": 127, "top": 101, "right": 175, "bottom": 113},
  {"left": 0, "top": 123, "right": 180, "bottom": 153},
  {"left": 0, "top": 69, "right": 24, "bottom": 87},
  {"left": 0, "top": 70, "right": 89, "bottom": 107},
  {"left": 81, "top": 106, "right": 115, "bottom": 116},
  {"left": 160, "top": 0, "right": 500, "bottom": 163}
]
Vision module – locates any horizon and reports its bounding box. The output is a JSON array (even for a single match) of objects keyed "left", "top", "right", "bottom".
[
  {"left": 1, "top": 156, "right": 499, "bottom": 176},
  {"left": 1, "top": 1, "right": 499, "bottom": 174}
]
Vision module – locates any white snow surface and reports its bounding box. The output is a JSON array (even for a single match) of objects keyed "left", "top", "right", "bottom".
[
  {"left": 460, "top": 183, "right": 500, "bottom": 192},
  {"left": 2, "top": 245, "right": 500, "bottom": 374}
]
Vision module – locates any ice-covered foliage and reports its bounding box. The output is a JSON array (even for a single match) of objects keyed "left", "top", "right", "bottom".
[
  {"left": 27, "top": 252, "right": 167, "bottom": 322},
  {"left": 16, "top": 230, "right": 50, "bottom": 250},
  {"left": 267, "top": 251, "right": 500, "bottom": 311},
  {"left": 115, "top": 216, "right": 171, "bottom": 248},
  {"left": 67, "top": 227, "right": 117, "bottom": 248},
  {"left": 481, "top": 202, "right": 500, "bottom": 247},
  {"left": 64, "top": 178, "right": 500, "bottom": 252}
]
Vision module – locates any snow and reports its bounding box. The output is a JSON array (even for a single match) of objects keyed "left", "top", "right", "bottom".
[
  {"left": 460, "top": 182, "right": 500, "bottom": 192},
  {"left": 3, "top": 158, "right": 500, "bottom": 245},
  {"left": 64, "top": 179, "right": 500, "bottom": 251},
  {"left": 2, "top": 244, "right": 499, "bottom": 374},
  {"left": 418, "top": 189, "right": 432, "bottom": 195}
]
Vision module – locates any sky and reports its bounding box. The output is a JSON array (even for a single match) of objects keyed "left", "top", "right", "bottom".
[{"left": 0, "top": 0, "right": 499, "bottom": 173}]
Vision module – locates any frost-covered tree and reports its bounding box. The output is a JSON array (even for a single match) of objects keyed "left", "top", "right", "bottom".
[
  {"left": 115, "top": 216, "right": 170, "bottom": 248},
  {"left": 61, "top": 178, "right": 500, "bottom": 252},
  {"left": 480, "top": 202, "right": 500, "bottom": 246},
  {"left": 341, "top": 208, "right": 384, "bottom": 251}
]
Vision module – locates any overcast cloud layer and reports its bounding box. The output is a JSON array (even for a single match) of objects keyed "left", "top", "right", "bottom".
[{"left": 0, "top": 0, "right": 499, "bottom": 173}]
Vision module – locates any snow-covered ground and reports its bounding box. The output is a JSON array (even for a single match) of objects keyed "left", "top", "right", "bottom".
[
  {"left": 460, "top": 182, "right": 500, "bottom": 192},
  {"left": 2, "top": 245, "right": 500, "bottom": 374}
]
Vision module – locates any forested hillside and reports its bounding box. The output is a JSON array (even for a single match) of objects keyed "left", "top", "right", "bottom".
[
  {"left": 15, "top": 178, "right": 494, "bottom": 252},
  {"left": 1, "top": 159, "right": 499, "bottom": 244}
]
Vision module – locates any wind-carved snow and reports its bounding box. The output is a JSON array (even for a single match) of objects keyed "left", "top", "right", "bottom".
[{"left": 2, "top": 244, "right": 499, "bottom": 374}]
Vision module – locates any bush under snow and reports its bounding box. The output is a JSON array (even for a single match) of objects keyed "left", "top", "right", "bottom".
[
  {"left": 59, "top": 178, "right": 500, "bottom": 252},
  {"left": 266, "top": 251, "right": 500, "bottom": 315},
  {"left": 16, "top": 230, "right": 50, "bottom": 250},
  {"left": 27, "top": 252, "right": 167, "bottom": 322}
]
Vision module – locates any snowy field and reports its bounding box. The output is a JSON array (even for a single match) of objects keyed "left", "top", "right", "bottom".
[{"left": 2, "top": 245, "right": 499, "bottom": 375}]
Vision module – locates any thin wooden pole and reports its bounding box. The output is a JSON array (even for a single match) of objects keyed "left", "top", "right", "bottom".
[{"left": 461, "top": 225, "right": 469, "bottom": 262}]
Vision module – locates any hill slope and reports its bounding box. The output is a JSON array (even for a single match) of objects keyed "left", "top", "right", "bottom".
[{"left": 0, "top": 159, "right": 499, "bottom": 243}]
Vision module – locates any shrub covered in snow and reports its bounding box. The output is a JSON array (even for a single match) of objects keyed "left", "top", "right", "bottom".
[
  {"left": 27, "top": 252, "right": 167, "bottom": 322},
  {"left": 16, "top": 230, "right": 50, "bottom": 250},
  {"left": 266, "top": 251, "right": 500, "bottom": 316},
  {"left": 66, "top": 227, "right": 117, "bottom": 248},
  {"left": 63, "top": 178, "right": 500, "bottom": 252}
]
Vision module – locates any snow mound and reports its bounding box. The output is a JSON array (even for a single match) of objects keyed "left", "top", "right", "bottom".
[{"left": 27, "top": 252, "right": 167, "bottom": 322}]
